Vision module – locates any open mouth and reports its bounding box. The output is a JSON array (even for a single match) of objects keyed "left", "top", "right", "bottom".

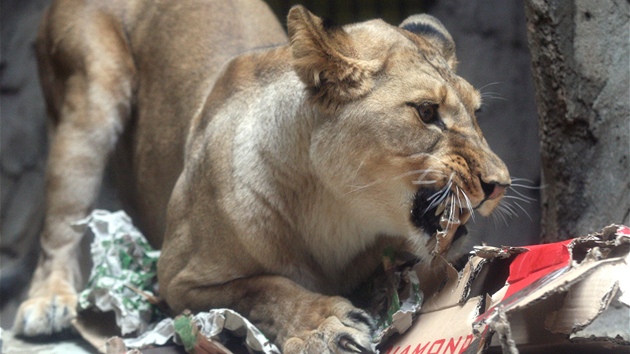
[{"left": 411, "top": 188, "right": 473, "bottom": 255}]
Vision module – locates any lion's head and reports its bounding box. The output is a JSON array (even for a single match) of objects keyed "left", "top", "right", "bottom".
[{"left": 287, "top": 6, "right": 510, "bottom": 256}]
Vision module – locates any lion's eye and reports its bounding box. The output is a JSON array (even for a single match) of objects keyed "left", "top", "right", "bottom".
[
  {"left": 417, "top": 103, "right": 437, "bottom": 123},
  {"left": 411, "top": 102, "right": 445, "bottom": 130}
]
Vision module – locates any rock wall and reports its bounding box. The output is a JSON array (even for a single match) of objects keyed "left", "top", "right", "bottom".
[
  {"left": 0, "top": 0, "right": 119, "bottom": 327},
  {"left": 524, "top": 0, "right": 630, "bottom": 242}
]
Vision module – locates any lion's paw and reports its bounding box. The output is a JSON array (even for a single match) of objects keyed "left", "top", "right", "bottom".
[
  {"left": 13, "top": 290, "right": 77, "bottom": 337},
  {"left": 284, "top": 309, "right": 377, "bottom": 354}
]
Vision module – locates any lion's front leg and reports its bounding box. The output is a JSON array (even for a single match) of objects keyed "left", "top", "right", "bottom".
[
  {"left": 14, "top": 2, "right": 135, "bottom": 336},
  {"left": 164, "top": 275, "right": 377, "bottom": 354}
]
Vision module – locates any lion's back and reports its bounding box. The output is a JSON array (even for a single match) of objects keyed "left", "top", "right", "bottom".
[{"left": 115, "top": 0, "right": 288, "bottom": 245}]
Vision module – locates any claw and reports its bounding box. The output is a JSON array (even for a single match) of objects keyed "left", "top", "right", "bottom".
[{"left": 339, "top": 336, "right": 365, "bottom": 353}]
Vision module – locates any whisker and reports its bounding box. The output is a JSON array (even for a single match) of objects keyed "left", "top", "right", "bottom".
[
  {"left": 480, "top": 90, "right": 501, "bottom": 95},
  {"left": 504, "top": 195, "right": 532, "bottom": 204},
  {"left": 424, "top": 187, "right": 447, "bottom": 214},
  {"left": 500, "top": 208, "right": 516, "bottom": 221},
  {"left": 509, "top": 176, "right": 545, "bottom": 192},
  {"left": 478, "top": 81, "right": 504, "bottom": 92},
  {"left": 489, "top": 211, "right": 498, "bottom": 228},
  {"left": 485, "top": 176, "right": 538, "bottom": 226},
  {"left": 427, "top": 172, "right": 454, "bottom": 202},
  {"left": 408, "top": 152, "right": 444, "bottom": 164},
  {"left": 353, "top": 157, "right": 368, "bottom": 181},
  {"left": 510, "top": 177, "right": 536, "bottom": 183},
  {"left": 427, "top": 189, "right": 444, "bottom": 202},
  {"left": 412, "top": 168, "right": 444, "bottom": 186},
  {"left": 492, "top": 213, "right": 500, "bottom": 228},
  {"left": 507, "top": 187, "right": 537, "bottom": 202},
  {"left": 447, "top": 194, "right": 456, "bottom": 229},
  {"left": 409, "top": 169, "right": 446, "bottom": 176},
  {"left": 455, "top": 187, "right": 463, "bottom": 212},
  {"left": 480, "top": 91, "right": 508, "bottom": 101},
  {"left": 482, "top": 96, "right": 508, "bottom": 102},
  {"left": 461, "top": 190, "right": 476, "bottom": 222},
  {"left": 495, "top": 202, "right": 512, "bottom": 217},
  {"left": 347, "top": 169, "right": 444, "bottom": 194},
  {"left": 490, "top": 208, "right": 504, "bottom": 228},
  {"left": 426, "top": 187, "right": 450, "bottom": 214},
  {"left": 494, "top": 205, "right": 510, "bottom": 226},
  {"left": 510, "top": 183, "right": 545, "bottom": 191},
  {"left": 510, "top": 201, "right": 533, "bottom": 221},
  {"left": 425, "top": 178, "right": 453, "bottom": 215},
  {"left": 440, "top": 180, "right": 453, "bottom": 199},
  {"left": 427, "top": 183, "right": 449, "bottom": 203},
  {"left": 480, "top": 92, "right": 503, "bottom": 98},
  {"left": 499, "top": 202, "right": 518, "bottom": 218},
  {"left": 348, "top": 181, "right": 382, "bottom": 193},
  {"left": 412, "top": 180, "right": 438, "bottom": 185}
]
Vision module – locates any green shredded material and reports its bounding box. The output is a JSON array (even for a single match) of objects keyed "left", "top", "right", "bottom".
[
  {"left": 76, "top": 210, "right": 162, "bottom": 335},
  {"left": 174, "top": 313, "right": 198, "bottom": 353},
  {"left": 385, "top": 290, "right": 401, "bottom": 328}
]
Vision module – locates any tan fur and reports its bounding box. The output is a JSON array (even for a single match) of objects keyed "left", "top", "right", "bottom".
[{"left": 16, "top": 1, "right": 509, "bottom": 353}]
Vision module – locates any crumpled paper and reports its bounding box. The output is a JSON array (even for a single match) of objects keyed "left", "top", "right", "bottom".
[
  {"left": 74, "top": 210, "right": 281, "bottom": 353},
  {"left": 123, "top": 309, "right": 281, "bottom": 353},
  {"left": 73, "top": 210, "right": 161, "bottom": 335},
  {"left": 373, "top": 251, "right": 423, "bottom": 343}
]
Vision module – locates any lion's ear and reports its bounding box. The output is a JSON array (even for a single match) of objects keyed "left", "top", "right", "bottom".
[
  {"left": 287, "top": 6, "right": 381, "bottom": 107},
  {"left": 400, "top": 15, "right": 457, "bottom": 71}
]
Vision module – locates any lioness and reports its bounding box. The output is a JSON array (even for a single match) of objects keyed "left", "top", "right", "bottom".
[{"left": 15, "top": 0, "right": 510, "bottom": 353}]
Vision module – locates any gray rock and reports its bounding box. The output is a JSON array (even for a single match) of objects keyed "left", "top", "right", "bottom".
[{"left": 525, "top": 0, "right": 630, "bottom": 242}]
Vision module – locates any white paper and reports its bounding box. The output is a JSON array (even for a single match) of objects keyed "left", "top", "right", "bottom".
[
  {"left": 123, "top": 309, "right": 281, "bottom": 354},
  {"left": 73, "top": 210, "right": 161, "bottom": 335}
]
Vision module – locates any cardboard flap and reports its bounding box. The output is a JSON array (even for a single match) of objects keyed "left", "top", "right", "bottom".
[
  {"left": 502, "top": 240, "right": 572, "bottom": 299},
  {"left": 384, "top": 225, "right": 630, "bottom": 354},
  {"left": 417, "top": 258, "right": 461, "bottom": 314},
  {"left": 480, "top": 252, "right": 625, "bottom": 325},
  {"left": 419, "top": 256, "right": 488, "bottom": 314},
  {"left": 545, "top": 251, "right": 629, "bottom": 334},
  {"left": 384, "top": 296, "right": 486, "bottom": 354}
]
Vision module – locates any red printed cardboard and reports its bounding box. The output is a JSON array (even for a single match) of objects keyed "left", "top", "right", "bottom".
[
  {"left": 383, "top": 295, "right": 484, "bottom": 354},
  {"left": 381, "top": 225, "right": 630, "bottom": 354}
]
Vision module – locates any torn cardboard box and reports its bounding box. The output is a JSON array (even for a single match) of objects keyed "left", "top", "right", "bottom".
[{"left": 382, "top": 224, "right": 630, "bottom": 354}]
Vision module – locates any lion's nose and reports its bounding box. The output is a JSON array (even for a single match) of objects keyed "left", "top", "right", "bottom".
[{"left": 480, "top": 180, "right": 507, "bottom": 200}]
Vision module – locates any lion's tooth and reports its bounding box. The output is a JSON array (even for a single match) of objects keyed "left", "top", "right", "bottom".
[
  {"left": 439, "top": 215, "right": 449, "bottom": 230},
  {"left": 435, "top": 202, "right": 446, "bottom": 216},
  {"left": 434, "top": 206, "right": 463, "bottom": 256},
  {"left": 434, "top": 224, "right": 458, "bottom": 255},
  {"left": 452, "top": 205, "right": 461, "bottom": 224}
]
